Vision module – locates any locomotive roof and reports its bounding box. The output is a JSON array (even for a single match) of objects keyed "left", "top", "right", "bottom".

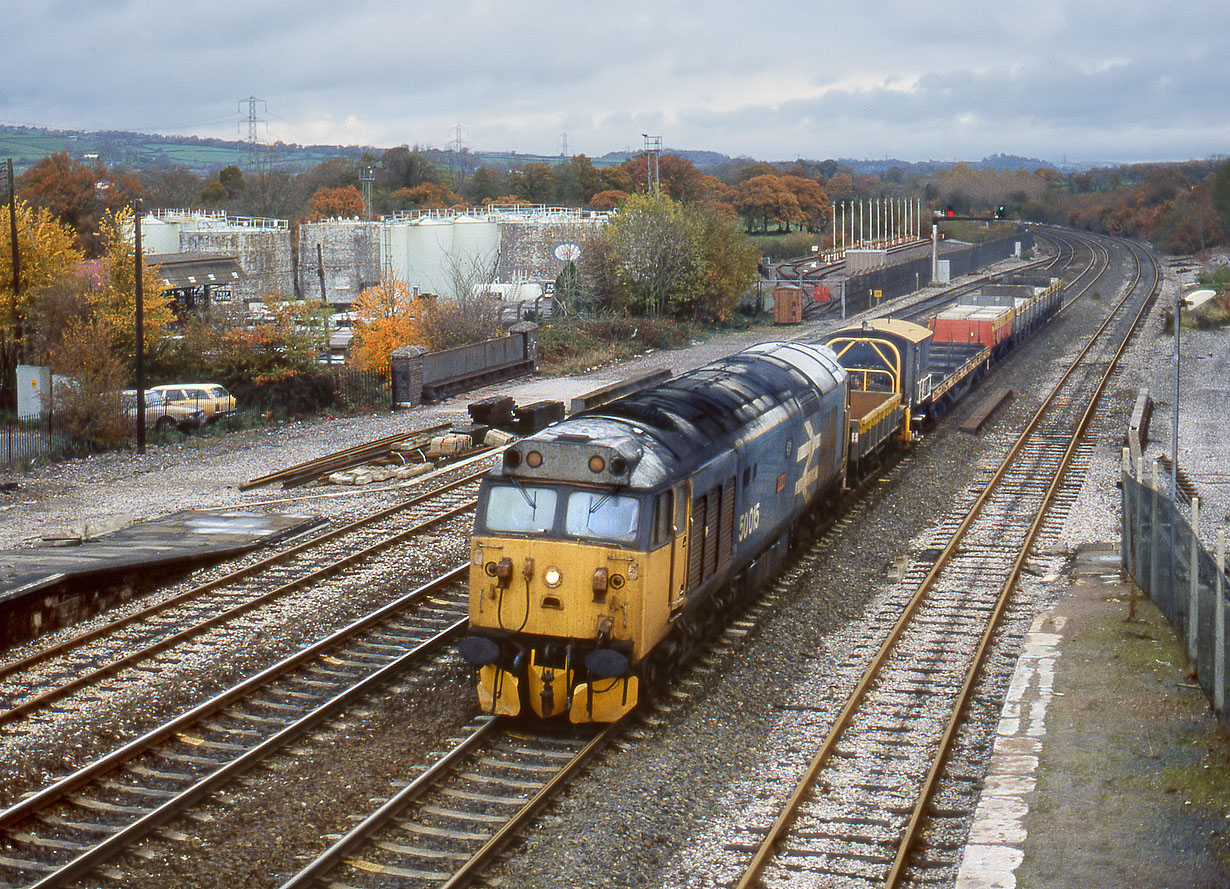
[
  {"left": 582, "top": 341, "right": 843, "bottom": 465},
  {"left": 495, "top": 343, "right": 845, "bottom": 489}
]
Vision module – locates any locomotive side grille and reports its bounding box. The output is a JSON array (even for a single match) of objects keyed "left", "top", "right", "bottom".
[
  {"left": 703, "top": 485, "right": 721, "bottom": 579},
  {"left": 719, "top": 476, "right": 736, "bottom": 567},
  {"left": 688, "top": 495, "right": 706, "bottom": 592}
]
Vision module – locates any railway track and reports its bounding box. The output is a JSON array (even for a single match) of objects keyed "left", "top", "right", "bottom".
[
  {"left": 0, "top": 461, "right": 491, "bottom": 796},
  {"left": 271, "top": 426, "right": 916, "bottom": 889},
  {"left": 726, "top": 232, "right": 1158, "bottom": 888},
  {"left": 278, "top": 718, "right": 619, "bottom": 889},
  {"left": 0, "top": 565, "right": 471, "bottom": 888}
]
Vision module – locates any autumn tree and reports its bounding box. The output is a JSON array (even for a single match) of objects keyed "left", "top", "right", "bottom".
[
  {"left": 621, "top": 153, "right": 708, "bottom": 201},
  {"left": 49, "top": 316, "right": 129, "bottom": 447},
  {"left": 0, "top": 201, "right": 85, "bottom": 405},
  {"left": 200, "top": 164, "right": 247, "bottom": 207},
  {"left": 308, "top": 185, "right": 364, "bottom": 220},
  {"left": 391, "top": 182, "right": 462, "bottom": 210},
  {"left": 602, "top": 191, "right": 757, "bottom": 321},
  {"left": 462, "top": 167, "right": 503, "bottom": 205},
  {"left": 604, "top": 191, "right": 691, "bottom": 316},
  {"left": 554, "top": 155, "right": 604, "bottom": 206},
  {"left": 139, "top": 164, "right": 204, "bottom": 208},
  {"left": 412, "top": 294, "right": 502, "bottom": 351},
  {"left": 217, "top": 300, "right": 326, "bottom": 382},
  {"left": 676, "top": 203, "right": 760, "bottom": 322},
  {"left": 599, "top": 165, "right": 635, "bottom": 194},
  {"left": 90, "top": 207, "right": 175, "bottom": 365},
  {"left": 509, "top": 163, "right": 557, "bottom": 205},
  {"left": 379, "top": 146, "right": 439, "bottom": 192},
  {"left": 17, "top": 151, "right": 144, "bottom": 254},
  {"left": 349, "top": 276, "right": 422, "bottom": 372},
  {"left": 589, "top": 189, "right": 628, "bottom": 210},
  {"left": 732, "top": 175, "right": 802, "bottom": 233},
  {"left": 780, "top": 175, "right": 830, "bottom": 231}
]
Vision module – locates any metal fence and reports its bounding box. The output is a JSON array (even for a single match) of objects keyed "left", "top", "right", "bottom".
[
  {"left": 1121, "top": 451, "right": 1230, "bottom": 720},
  {"left": 1, "top": 414, "right": 88, "bottom": 471},
  {"left": 1, "top": 369, "right": 391, "bottom": 472}
]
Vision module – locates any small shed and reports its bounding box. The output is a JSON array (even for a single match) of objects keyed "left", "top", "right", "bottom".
[
  {"left": 773, "top": 286, "right": 804, "bottom": 324},
  {"left": 147, "top": 252, "right": 245, "bottom": 316}
]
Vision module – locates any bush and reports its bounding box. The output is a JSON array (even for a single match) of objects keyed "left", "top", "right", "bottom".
[
  {"left": 748, "top": 231, "right": 817, "bottom": 261},
  {"left": 49, "top": 318, "right": 130, "bottom": 449},
  {"left": 537, "top": 315, "right": 696, "bottom": 374}
]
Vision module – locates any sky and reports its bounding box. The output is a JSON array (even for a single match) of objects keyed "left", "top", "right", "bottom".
[{"left": 3, "top": 0, "right": 1228, "bottom": 167}]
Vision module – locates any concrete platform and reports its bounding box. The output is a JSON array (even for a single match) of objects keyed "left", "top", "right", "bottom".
[{"left": 0, "top": 509, "right": 320, "bottom": 647}]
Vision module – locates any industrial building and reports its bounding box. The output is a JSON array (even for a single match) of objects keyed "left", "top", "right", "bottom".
[
  {"left": 138, "top": 210, "right": 295, "bottom": 309},
  {"left": 298, "top": 206, "right": 611, "bottom": 309}
]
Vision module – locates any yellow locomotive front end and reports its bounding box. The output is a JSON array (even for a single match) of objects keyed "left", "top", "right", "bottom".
[{"left": 458, "top": 429, "right": 683, "bottom": 723}]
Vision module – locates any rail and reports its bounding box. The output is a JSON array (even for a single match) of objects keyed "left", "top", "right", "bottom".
[{"left": 734, "top": 232, "right": 1158, "bottom": 888}]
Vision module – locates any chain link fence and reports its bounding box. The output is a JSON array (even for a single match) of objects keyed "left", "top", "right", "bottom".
[{"left": 1121, "top": 451, "right": 1229, "bottom": 720}]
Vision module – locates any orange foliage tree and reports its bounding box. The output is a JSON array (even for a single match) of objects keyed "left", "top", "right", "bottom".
[
  {"left": 308, "top": 185, "right": 364, "bottom": 220},
  {"left": 17, "top": 151, "right": 144, "bottom": 255},
  {"left": 391, "top": 182, "right": 462, "bottom": 210},
  {"left": 779, "top": 175, "right": 830, "bottom": 231},
  {"left": 90, "top": 208, "right": 175, "bottom": 365},
  {"left": 589, "top": 189, "right": 628, "bottom": 210},
  {"left": 620, "top": 153, "right": 709, "bottom": 201},
  {"left": 349, "top": 275, "right": 423, "bottom": 372},
  {"left": 732, "top": 175, "right": 803, "bottom": 233}
]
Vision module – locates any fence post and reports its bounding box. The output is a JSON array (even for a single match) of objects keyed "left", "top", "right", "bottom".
[
  {"left": 1150, "top": 459, "right": 1161, "bottom": 603},
  {"left": 1121, "top": 448, "right": 1132, "bottom": 575},
  {"left": 1188, "top": 498, "right": 1200, "bottom": 662},
  {"left": 1217, "top": 530, "right": 1226, "bottom": 715},
  {"left": 1135, "top": 457, "right": 1146, "bottom": 584}
]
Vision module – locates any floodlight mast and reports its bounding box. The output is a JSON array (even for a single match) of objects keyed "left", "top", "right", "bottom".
[{"left": 642, "top": 134, "right": 662, "bottom": 192}]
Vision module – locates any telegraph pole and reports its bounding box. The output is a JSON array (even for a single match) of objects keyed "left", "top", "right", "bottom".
[
  {"left": 6, "top": 159, "right": 20, "bottom": 367},
  {"left": 134, "top": 200, "right": 145, "bottom": 454}
]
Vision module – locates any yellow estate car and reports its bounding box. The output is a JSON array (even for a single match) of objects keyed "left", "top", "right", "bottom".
[{"left": 150, "top": 383, "right": 237, "bottom": 420}]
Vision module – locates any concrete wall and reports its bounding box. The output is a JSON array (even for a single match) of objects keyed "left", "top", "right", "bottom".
[
  {"left": 179, "top": 228, "right": 295, "bottom": 305},
  {"left": 496, "top": 219, "right": 605, "bottom": 285},
  {"left": 298, "top": 221, "right": 381, "bottom": 306}
]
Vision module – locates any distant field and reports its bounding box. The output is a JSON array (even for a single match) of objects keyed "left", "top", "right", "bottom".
[
  {"left": 0, "top": 126, "right": 371, "bottom": 176},
  {"left": 0, "top": 125, "right": 625, "bottom": 177}
]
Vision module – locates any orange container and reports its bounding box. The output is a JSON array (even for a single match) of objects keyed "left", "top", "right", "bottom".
[{"left": 929, "top": 304, "right": 1014, "bottom": 350}]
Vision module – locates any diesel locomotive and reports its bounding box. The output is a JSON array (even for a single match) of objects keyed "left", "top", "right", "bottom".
[
  {"left": 457, "top": 342, "right": 857, "bottom": 723},
  {"left": 456, "top": 275, "right": 1062, "bottom": 723}
]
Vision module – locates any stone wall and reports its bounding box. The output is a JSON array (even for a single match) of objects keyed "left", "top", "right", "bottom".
[
  {"left": 497, "top": 219, "right": 605, "bottom": 285},
  {"left": 298, "top": 221, "right": 382, "bottom": 307}
]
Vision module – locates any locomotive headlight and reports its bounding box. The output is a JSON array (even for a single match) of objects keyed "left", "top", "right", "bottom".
[
  {"left": 472, "top": 546, "right": 483, "bottom": 565},
  {"left": 588, "top": 454, "right": 605, "bottom": 473},
  {"left": 543, "top": 566, "right": 563, "bottom": 588}
]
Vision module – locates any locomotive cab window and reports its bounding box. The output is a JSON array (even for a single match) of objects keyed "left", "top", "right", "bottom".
[
  {"left": 483, "top": 484, "right": 559, "bottom": 533},
  {"left": 651, "top": 491, "right": 673, "bottom": 548},
  {"left": 564, "top": 491, "right": 640, "bottom": 543}
]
